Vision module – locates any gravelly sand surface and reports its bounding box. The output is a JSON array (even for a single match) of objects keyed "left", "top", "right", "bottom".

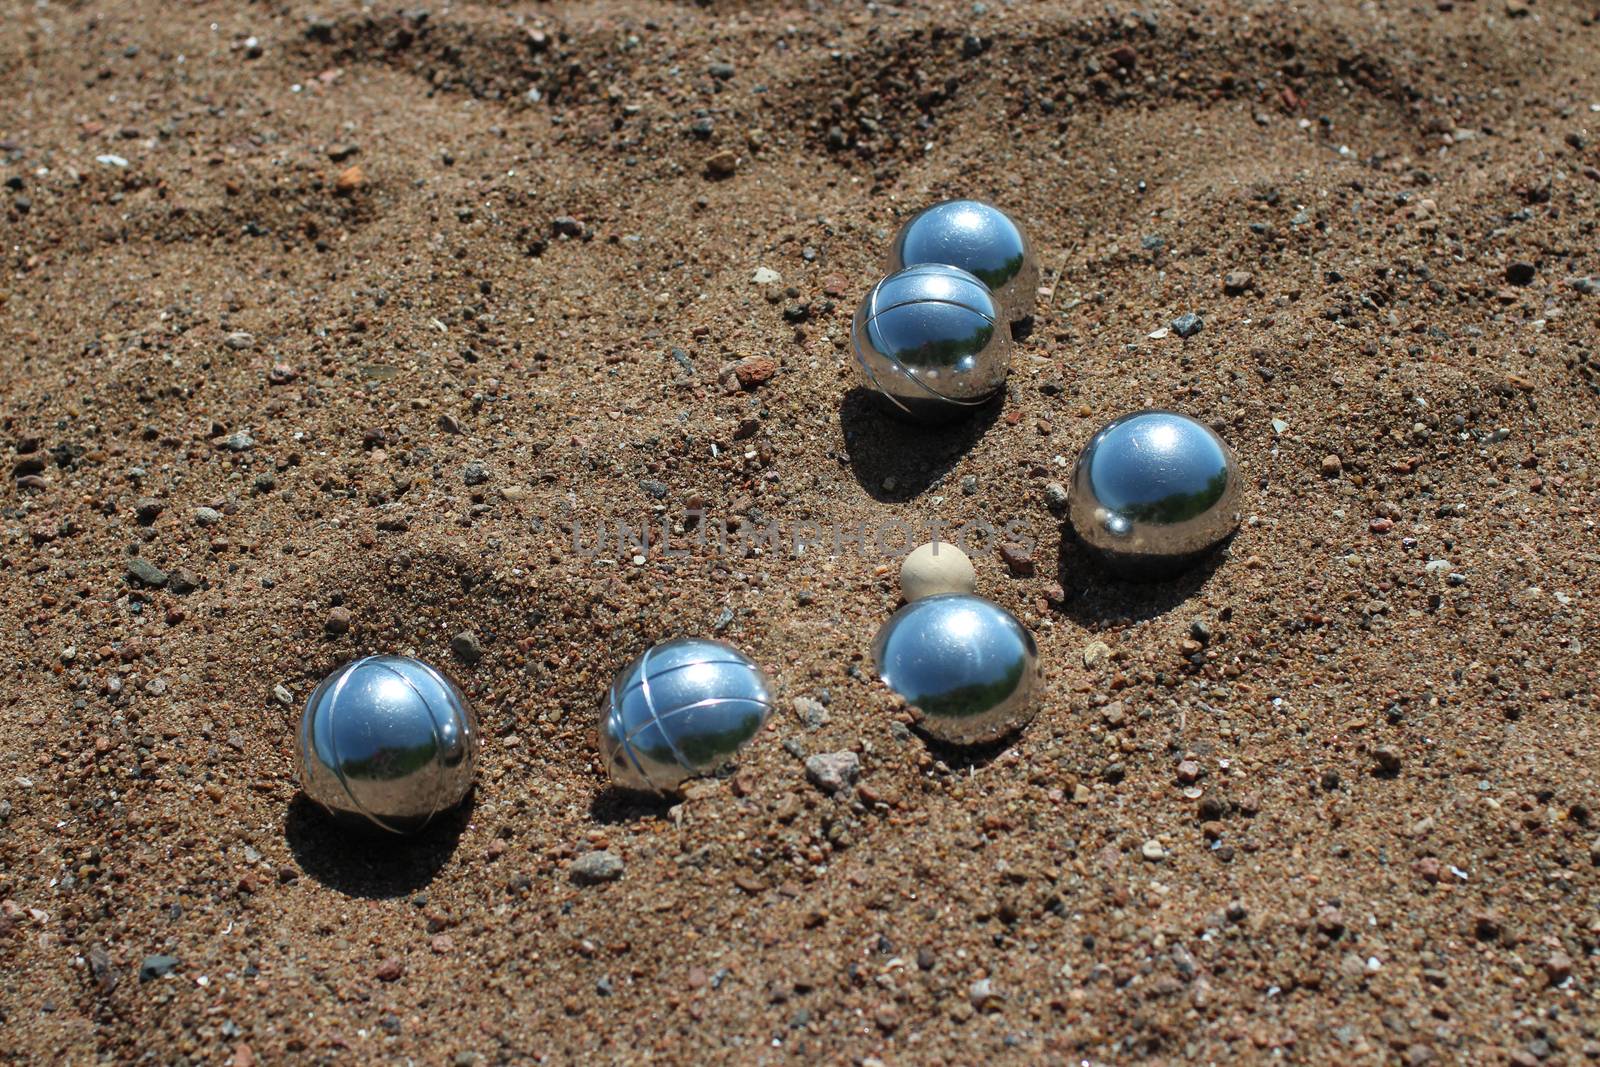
[{"left": 3, "top": 0, "right": 1599, "bottom": 1062}]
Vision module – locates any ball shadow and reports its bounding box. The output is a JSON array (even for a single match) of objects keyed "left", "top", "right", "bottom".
[
  {"left": 1054, "top": 531, "right": 1232, "bottom": 628},
  {"left": 915, "top": 728, "right": 1020, "bottom": 772},
  {"left": 284, "top": 790, "right": 474, "bottom": 899},
  {"left": 588, "top": 786, "right": 676, "bottom": 825},
  {"left": 838, "top": 387, "right": 1005, "bottom": 502}
]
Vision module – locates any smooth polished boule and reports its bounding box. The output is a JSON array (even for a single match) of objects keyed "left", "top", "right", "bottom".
[
  {"left": 297, "top": 655, "right": 479, "bottom": 834},
  {"left": 887, "top": 199, "right": 1039, "bottom": 322},
  {"left": 899, "top": 541, "right": 977, "bottom": 602},
  {"left": 600, "top": 638, "right": 775, "bottom": 794},
  {"left": 1067, "top": 409, "right": 1242, "bottom": 579},
  {"left": 871, "top": 594, "right": 1040, "bottom": 746},
  {"left": 853, "top": 263, "right": 1011, "bottom": 423}
]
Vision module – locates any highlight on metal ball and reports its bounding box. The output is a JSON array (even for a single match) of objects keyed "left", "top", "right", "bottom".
[
  {"left": 887, "top": 199, "right": 1039, "bottom": 323},
  {"left": 296, "top": 655, "right": 480, "bottom": 834},
  {"left": 852, "top": 263, "right": 1012, "bottom": 423},
  {"left": 1067, "top": 409, "right": 1242, "bottom": 579},
  {"left": 871, "top": 593, "right": 1040, "bottom": 746},
  {"left": 599, "top": 637, "right": 775, "bottom": 795}
]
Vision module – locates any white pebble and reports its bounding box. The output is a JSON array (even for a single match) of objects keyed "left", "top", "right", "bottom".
[{"left": 899, "top": 542, "right": 975, "bottom": 602}]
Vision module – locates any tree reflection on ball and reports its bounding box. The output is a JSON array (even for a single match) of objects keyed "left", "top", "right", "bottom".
[
  {"left": 297, "top": 655, "right": 480, "bottom": 834},
  {"left": 871, "top": 594, "right": 1040, "bottom": 746},
  {"left": 1067, "top": 409, "right": 1242, "bottom": 579},
  {"left": 852, "top": 263, "right": 1011, "bottom": 423},
  {"left": 887, "top": 199, "right": 1039, "bottom": 323},
  {"left": 599, "top": 638, "right": 775, "bottom": 795}
]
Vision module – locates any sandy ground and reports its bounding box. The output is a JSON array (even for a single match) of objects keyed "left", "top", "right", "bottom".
[{"left": 3, "top": 0, "right": 1599, "bottom": 1062}]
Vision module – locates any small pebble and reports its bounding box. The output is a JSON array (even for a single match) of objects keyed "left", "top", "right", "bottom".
[
  {"left": 969, "top": 978, "right": 1000, "bottom": 1010},
  {"left": 792, "top": 697, "right": 828, "bottom": 730},
  {"left": 1043, "top": 482, "right": 1069, "bottom": 513},
  {"left": 451, "top": 630, "right": 483, "bottom": 665},
  {"left": 127, "top": 558, "right": 168, "bottom": 587},
  {"left": 805, "top": 751, "right": 860, "bottom": 795},
  {"left": 570, "top": 850, "right": 624, "bottom": 885},
  {"left": 1505, "top": 261, "right": 1536, "bottom": 286},
  {"left": 334, "top": 165, "right": 364, "bottom": 195},
  {"left": 1171, "top": 312, "right": 1203, "bottom": 338},
  {"left": 139, "top": 955, "right": 179, "bottom": 982},
  {"left": 733, "top": 356, "right": 777, "bottom": 389},
  {"left": 998, "top": 542, "right": 1034, "bottom": 577},
  {"left": 193, "top": 507, "right": 222, "bottom": 527},
  {"left": 899, "top": 542, "right": 975, "bottom": 602}
]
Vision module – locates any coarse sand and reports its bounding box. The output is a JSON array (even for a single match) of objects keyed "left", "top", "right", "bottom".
[{"left": 2, "top": 0, "right": 1599, "bottom": 1062}]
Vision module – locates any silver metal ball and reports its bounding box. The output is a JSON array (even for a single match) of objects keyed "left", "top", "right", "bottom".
[
  {"left": 297, "top": 655, "right": 480, "bottom": 834},
  {"left": 871, "top": 594, "right": 1040, "bottom": 746},
  {"left": 599, "top": 638, "right": 775, "bottom": 795},
  {"left": 852, "top": 263, "right": 1012, "bottom": 423},
  {"left": 887, "top": 199, "right": 1039, "bottom": 323},
  {"left": 1067, "top": 409, "right": 1242, "bottom": 579}
]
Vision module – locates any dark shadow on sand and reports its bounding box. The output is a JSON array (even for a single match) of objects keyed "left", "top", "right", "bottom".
[
  {"left": 285, "top": 790, "right": 474, "bottom": 899},
  {"left": 915, "top": 728, "right": 1023, "bottom": 773},
  {"left": 839, "top": 387, "right": 1004, "bottom": 502},
  {"left": 1053, "top": 530, "right": 1233, "bottom": 628},
  {"left": 587, "top": 786, "right": 677, "bottom": 825}
]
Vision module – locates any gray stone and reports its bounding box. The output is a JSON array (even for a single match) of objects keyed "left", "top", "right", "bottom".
[
  {"left": 793, "top": 697, "right": 828, "bottom": 730},
  {"left": 139, "top": 954, "right": 179, "bottom": 981},
  {"left": 127, "top": 559, "right": 168, "bottom": 587},
  {"left": 1171, "top": 312, "right": 1203, "bottom": 338},
  {"left": 1043, "top": 481, "right": 1069, "bottom": 513},
  {"left": 570, "top": 850, "right": 624, "bottom": 885},
  {"left": 450, "top": 630, "right": 483, "bottom": 666},
  {"left": 804, "top": 751, "right": 860, "bottom": 795},
  {"left": 167, "top": 567, "right": 200, "bottom": 595}
]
